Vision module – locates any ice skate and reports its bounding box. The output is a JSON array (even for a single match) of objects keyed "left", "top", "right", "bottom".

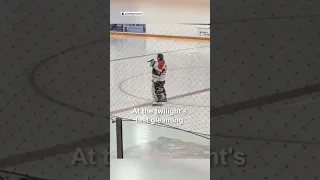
[{"left": 152, "top": 101, "right": 163, "bottom": 106}]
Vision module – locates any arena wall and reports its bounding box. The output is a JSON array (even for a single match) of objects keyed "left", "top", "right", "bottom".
[
  {"left": 110, "top": 24, "right": 210, "bottom": 40},
  {"left": 146, "top": 24, "right": 210, "bottom": 38}
]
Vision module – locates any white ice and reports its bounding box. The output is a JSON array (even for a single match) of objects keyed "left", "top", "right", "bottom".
[
  {"left": 110, "top": 35, "right": 210, "bottom": 154},
  {"left": 110, "top": 35, "right": 210, "bottom": 180}
]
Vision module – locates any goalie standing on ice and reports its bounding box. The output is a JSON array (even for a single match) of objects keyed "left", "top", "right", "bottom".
[{"left": 148, "top": 53, "right": 167, "bottom": 105}]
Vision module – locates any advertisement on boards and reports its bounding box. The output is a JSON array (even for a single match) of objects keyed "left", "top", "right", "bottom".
[
  {"left": 110, "top": 24, "right": 123, "bottom": 32},
  {"left": 123, "top": 24, "right": 146, "bottom": 33},
  {"left": 198, "top": 27, "right": 210, "bottom": 37}
]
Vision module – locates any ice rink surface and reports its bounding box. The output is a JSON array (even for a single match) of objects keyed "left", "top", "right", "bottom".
[
  {"left": 110, "top": 35, "right": 210, "bottom": 180},
  {"left": 110, "top": 35, "right": 210, "bottom": 158}
]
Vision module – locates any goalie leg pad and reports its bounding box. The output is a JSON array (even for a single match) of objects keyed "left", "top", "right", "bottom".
[
  {"left": 151, "top": 82, "right": 157, "bottom": 101},
  {"left": 159, "top": 81, "right": 167, "bottom": 101},
  {"left": 154, "top": 81, "right": 166, "bottom": 101}
]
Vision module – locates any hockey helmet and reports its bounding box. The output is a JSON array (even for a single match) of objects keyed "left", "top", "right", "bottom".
[{"left": 157, "top": 53, "right": 164, "bottom": 60}]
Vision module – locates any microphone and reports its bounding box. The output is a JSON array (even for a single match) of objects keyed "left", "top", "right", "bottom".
[{"left": 147, "top": 59, "right": 154, "bottom": 63}]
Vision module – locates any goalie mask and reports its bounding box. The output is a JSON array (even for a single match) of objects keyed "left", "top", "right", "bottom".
[{"left": 157, "top": 53, "right": 164, "bottom": 60}]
